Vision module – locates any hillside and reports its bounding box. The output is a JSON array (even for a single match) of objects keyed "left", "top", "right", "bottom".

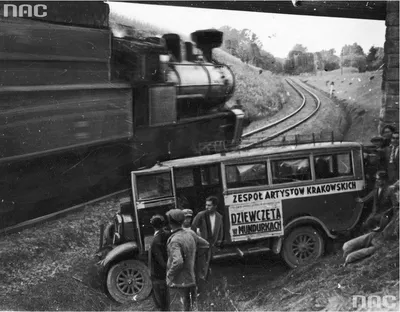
[
  {"left": 214, "top": 48, "right": 288, "bottom": 121},
  {"left": 300, "top": 67, "right": 384, "bottom": 143},
  {"left": 198, "top": 240, "right": 399, "bottom": 311}
]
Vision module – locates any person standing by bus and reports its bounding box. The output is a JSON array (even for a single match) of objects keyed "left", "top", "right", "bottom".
[
  {"left": 165, "top": 209, "right": 197, "bottom": 311},
  {"left": 149, "top": 215, "right": 170, "bottom": 311},
  {"left": 182, "top": 209, "right": 194, "bottom": 229},
  {"left": 381, "top": 125, "right": 396, "bottom": 148},
  {"left": 182, "top": 208, "right": 210, "bottom": 310},
  {"left": 191, "top": 196, "right": 224, "bottom": 250},
  {"left": 357, "top": 171, "right": 394, "bottom": 230},
  {"left": 385, "top": 131, "right": 399, "bottom": 183},
  {"left": 191, "top": 195, "right": 223, "bottom": 297}
]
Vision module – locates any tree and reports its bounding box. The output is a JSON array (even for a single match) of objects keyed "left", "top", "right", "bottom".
[
  {"left": 291, "top": 44, "right": 308, "bottom": 54},
  {"left": 341, "top": 43, "right": 365, "bottom": 57},
  {"left": 316, "top": 49, "right": 340, "bottom": 72},
  {"left": 285, "top": 44, "right": 314, "bottom": 75},
  {"left": 341, "top": 43, "right": 366, "bottom": 72},
  {"left": 366, "top": 46, "right": 384, "bottom": 71}
]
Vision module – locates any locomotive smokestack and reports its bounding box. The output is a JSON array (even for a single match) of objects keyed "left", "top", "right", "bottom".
[
  {"left": 162, "top": 33, "right": 182, "bottom": 62},
  {"left": 191, "top": 29, "right": 223, "bottom": 62}
]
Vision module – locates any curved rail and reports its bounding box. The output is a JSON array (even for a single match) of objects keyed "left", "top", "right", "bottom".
[
  {"left": 240, "top": 78, "right": 321, "bottom": 150},
  {"left": 242, "top": 78, "right": 306, "bottom": 138}
]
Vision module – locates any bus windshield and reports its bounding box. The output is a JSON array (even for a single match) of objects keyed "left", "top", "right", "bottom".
[{"left": 136, "top": 172, "right": 173, "bottom": 200}]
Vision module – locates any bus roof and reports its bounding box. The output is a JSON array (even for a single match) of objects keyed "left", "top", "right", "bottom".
[{"left": 153, "top": 142, "right": 362, "bottom": 169}]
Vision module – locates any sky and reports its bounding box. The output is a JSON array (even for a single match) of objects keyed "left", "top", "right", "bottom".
[{"left": 108, "top": 1, "right": 386, "bottom": 59}]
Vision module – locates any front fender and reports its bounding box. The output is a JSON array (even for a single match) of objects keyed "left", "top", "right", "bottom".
[
  {"left": 98, "top": 241, "right": 139, "bottom": 272},
  {"left": 285, "top": 216, "right": 337, "bottom": 239}
]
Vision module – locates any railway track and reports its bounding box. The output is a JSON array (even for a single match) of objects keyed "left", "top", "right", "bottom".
[
  {"left": 240, "top": 78, "right": 321, "bottom": 149},
  {"left": 1, "top": 78, "right": 322, "bottom": 235}
]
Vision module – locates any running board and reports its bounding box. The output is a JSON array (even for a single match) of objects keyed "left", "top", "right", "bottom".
[{"left": 212, "top": 246, "right": 271, "bottom": 261}]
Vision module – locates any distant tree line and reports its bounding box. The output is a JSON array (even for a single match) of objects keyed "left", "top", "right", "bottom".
[
  {"left": 220, "top": 26, "right": 284, "bottom": 74},
  {"left": 284, "top": 42, "right": 384, "bottom": 75}
]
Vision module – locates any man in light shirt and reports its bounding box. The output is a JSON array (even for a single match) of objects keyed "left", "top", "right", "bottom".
[{"left": 191, "top": 196, "right": 224, "bottom": 252}]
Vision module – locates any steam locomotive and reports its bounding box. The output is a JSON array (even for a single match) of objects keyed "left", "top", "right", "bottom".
[
  {"left": 111, "top": 28, "right": 244, "bottom": 165},
  {"left": 0, "top": 1, "right": 244, "bottom": 229}
]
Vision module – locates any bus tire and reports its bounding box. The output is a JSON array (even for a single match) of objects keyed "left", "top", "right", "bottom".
[
  {"left": 106, "top": 260, "right": 152, "bottom": 304},
  {"left": 281, "top": 226, "right": 324, "bottom": 269}
]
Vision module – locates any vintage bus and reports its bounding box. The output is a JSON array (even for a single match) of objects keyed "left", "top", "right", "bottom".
[{"left": 98, "top": 140, "right": 367, "bottom": 303}]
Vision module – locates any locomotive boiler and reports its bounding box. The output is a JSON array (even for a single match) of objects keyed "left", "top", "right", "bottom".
[{"left": 0, "top": 1, "right": 244, "bottom": 229}]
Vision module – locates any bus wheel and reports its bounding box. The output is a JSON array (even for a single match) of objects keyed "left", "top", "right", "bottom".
[
  {"left": 106, "top": 260, "right": 152, "bottom": 304},
  {"left": 282, "top": 226, "right": 324, "bottom": 269}
]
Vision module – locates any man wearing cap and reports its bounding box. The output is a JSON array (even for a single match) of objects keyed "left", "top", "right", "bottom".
[
  {"left": 385, "top": 131, "right": 399, "bottom": 183},
  {"left": 356, "top": 171, "right": 394, "bottom": 231},
  {"left": 149, "top": 215, "right": 170, "bottom": 311},
  {"left": 165, "top": 209, "right": 198, "bottom": 311},
  {"left": 182, "top": 209, "right": 194, "bottom": 229},
  {"left": 181, "top": 208, "right": 210, "bottom": 309}
]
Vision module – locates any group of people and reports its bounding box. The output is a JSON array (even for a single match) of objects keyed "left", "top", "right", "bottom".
[
  {"left": 342, "top": 124, "right": 399, "bottom": 265},
  {"left": 148, "top": 196, "right": 224, "bottom": 311},
  {"left": 366, "top": 124, "right": 399, "bottom": 184}
]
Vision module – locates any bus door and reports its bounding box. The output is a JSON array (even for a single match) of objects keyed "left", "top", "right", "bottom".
[
  {"left": 131, "top": 167, "right": 175, "bottom": 253},
  {"left": 198, "top": 164, "right": 225, "bottom": 215},
  {"left": 173, "top": 164, "right": 224, "bottom": 216}
]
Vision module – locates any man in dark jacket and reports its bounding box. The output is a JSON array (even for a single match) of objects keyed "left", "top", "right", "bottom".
[
  {"left": 191, "top": 196, "right": 224, "bottom": 248},
  {"left": 166, "top": 209, "right": 197, "bottom": 311},
  {"left": 149, "top": 215, "right": 170, "bottom": 311},
  {"left": 381, "top": 124, "right": 396, "bottom": 148},
  {"left": 357, "top": 171, "right": 394, "bottom": 230}
]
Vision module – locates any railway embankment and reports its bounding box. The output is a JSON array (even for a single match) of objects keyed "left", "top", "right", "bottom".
[
  {"left": 300, "top": 67, "right": 383, "bottom": 144},
  {"left": 214, "top": 48, "right": 289, "bottom": 123},
  {"left": 282, "top": 78, "right": 350, "bottom": 139}
]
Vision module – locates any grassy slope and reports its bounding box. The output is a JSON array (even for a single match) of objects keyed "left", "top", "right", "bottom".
[
  {"left": 301, "top": 67, "right": 383, "bottom": 144},
  {"left": 214, "top": 48, "right": 288, "bottom": 121}
]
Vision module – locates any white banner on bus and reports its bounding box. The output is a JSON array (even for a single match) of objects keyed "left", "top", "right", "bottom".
[
  {"left": 228, "top": 200, "right": 283, "bottom": 242},
  {"left": 224, "top": 180, "right": 364, "bottom": 206}
]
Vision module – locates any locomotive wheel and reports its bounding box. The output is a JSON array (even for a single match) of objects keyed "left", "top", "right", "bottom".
[
  {"left": 106, "top": 260, "right": 152, "bottom": 304},
  {"left": 282, "top": 226, "right": 324, "bottom": 269}
]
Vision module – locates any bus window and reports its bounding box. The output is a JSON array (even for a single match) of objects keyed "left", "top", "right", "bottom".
[
  {"left": 201, "top": 164, "right": 220, "bottom": 186},
  {"left": 272, "top": 157, "right": 311, "bottom": 184},
  {"left": 337, "top": 153, "right": 353, "bottom": 176},
  {"left": 137, "top": 172, "right": 173, "bottom": 200},
  {"left": 226, "top": 162, "right": 267, "bottom": 188},
  {"left": 314, "top": 153, "right": 353, "bottom": 180},
  {"left": 314, "top": 156, "right": 335, "bottom": 179},
  {"left": 175, "top": 168, "right": 195, "bottom": 188}
]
